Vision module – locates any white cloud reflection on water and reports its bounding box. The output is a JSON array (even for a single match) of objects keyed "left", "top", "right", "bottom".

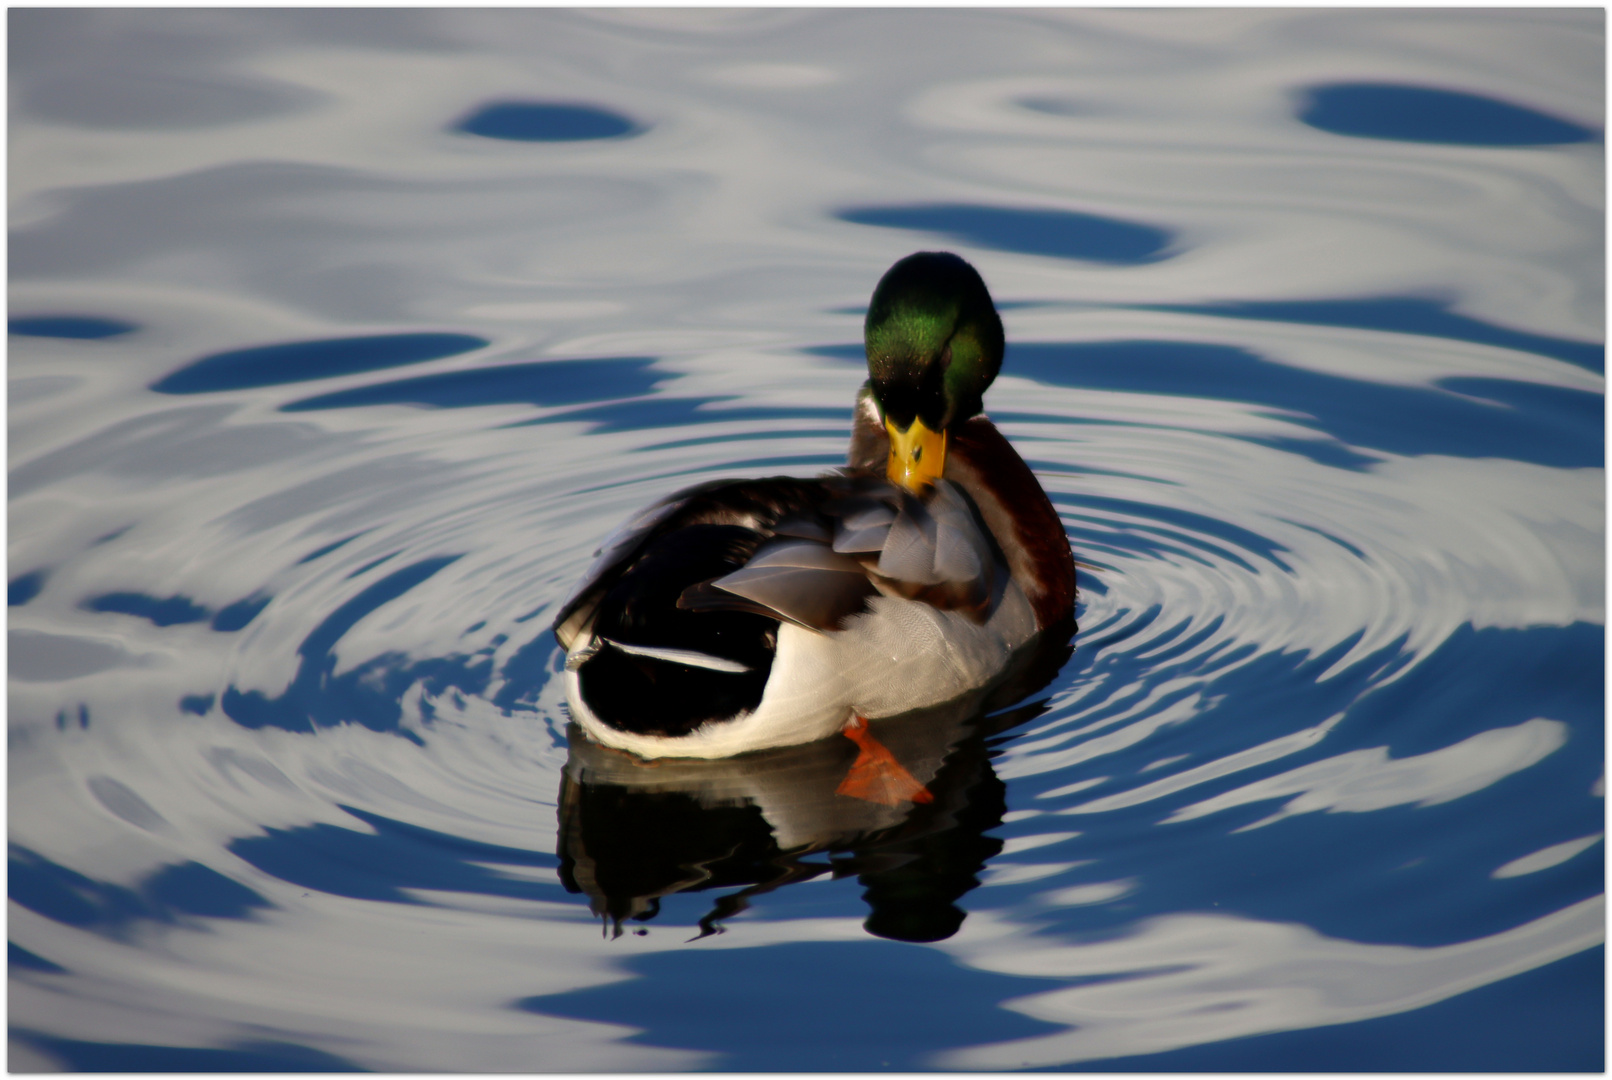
[
  {"left": 1164, "top": 718, "right": 1568, "bottom": 829},
  {"left": 1047, "top": 715, "right": 1570, "bottom": 829},
  {"left": 1493, "top": 833, "right": 1604, "bottom": 880},
  {"left": 935, "top": 894, "right": 1602, "bottom": 1069}
]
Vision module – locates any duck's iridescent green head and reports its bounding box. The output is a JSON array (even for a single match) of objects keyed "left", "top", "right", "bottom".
[{"left": 863, "top": 252, "right": 1004, "bottom": 492}]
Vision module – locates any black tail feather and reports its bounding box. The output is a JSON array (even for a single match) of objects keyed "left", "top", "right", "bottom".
[{"left": 577, "top": 524, "right": 778, "bottom": 738}]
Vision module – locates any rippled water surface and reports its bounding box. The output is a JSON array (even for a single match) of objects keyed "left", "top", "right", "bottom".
[{"left": 8, "top": 9, "right": 1604, "bottom": 1072}]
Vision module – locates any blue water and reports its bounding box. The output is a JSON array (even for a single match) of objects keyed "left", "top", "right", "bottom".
[
  {"left": 7, "top": 316, "right": 137, "bottom": 341},
  {"left": 152, "top": 333, "right": 490, "bottom": 395},
  {"left": 8, "top": 8, "right": 1603, "bottom": 1073},
  {"left": 454, "top": 102, "right": 645, "bottom": 143},
  {"left": 1148, "top": 296, "right": 1604, "bottom": 372},
  {"left": 836, "top": 204, "right": 1176, "bottom": 264},
  {"left": 1299, "top": 82, "right": 1600, "bottom": 147}
]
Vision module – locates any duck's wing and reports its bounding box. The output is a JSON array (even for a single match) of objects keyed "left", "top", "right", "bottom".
[
  {"left": 553, "top": 477, "right": 826, "bottom": 649},
  {"left": 554, "top": 483, "right": 709, "bottom": 650},
  {"left": 680, "top": 538, "right": 879, "bottom": 631},
  {"left": 871, "top": 481, "right": 1000, "bottom": 616},
  {"left": 681, "top": 475, "right": 1004, "bottom": 633}
]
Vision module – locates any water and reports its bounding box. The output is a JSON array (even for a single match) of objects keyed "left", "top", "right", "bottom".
[{"left": 8, "top": 8, "right": 1603, "bottom": 1072}]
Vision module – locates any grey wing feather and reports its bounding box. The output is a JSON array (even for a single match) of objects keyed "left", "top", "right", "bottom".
[
  {"left": 745, "top": 539, "right": 867, "bottom": 574},
  {"left": 876, "top": 494, "right": 943, "bottom": 584},
  {"left": 927, "top": 482, "right": 989, "bottom": 583},
  {"left": 840, "top": 501, "right": 896, "bottom": 531},
  {"left": 832, "top": 524, "right": 892, "bottom": 553},
  {"left": 698, "top": 564, "right": 878, "bottom": 631},
  {"left": 870, "top": 480, "right": 999, "bottom": 622},
  {"left": 931, "top": 522, "right": 984, "bottom": 583},
  {"left": 773, "top": 513, "right": 832, "bottom": 543},
  {"left": 676, "top": 580, "right": 786, "bottom": 624}
]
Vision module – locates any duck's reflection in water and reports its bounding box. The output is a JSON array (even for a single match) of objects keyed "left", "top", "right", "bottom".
[{"left": 557, "top": 624, "right": 1074, "bottom": 943}]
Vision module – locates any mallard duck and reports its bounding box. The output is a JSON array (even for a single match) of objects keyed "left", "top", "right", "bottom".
[{"left": 553, "top": 251, "right": 1075, "bottom": 770}]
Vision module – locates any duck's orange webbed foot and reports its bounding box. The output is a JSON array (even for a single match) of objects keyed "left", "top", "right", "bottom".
[{"left": 836, "top": 715, "right": 934, "bottom": 807}]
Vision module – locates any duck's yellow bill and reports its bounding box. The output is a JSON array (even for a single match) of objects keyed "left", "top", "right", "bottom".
[{"left": 885, "top": 417, "right": 947, "bottom": 493}]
